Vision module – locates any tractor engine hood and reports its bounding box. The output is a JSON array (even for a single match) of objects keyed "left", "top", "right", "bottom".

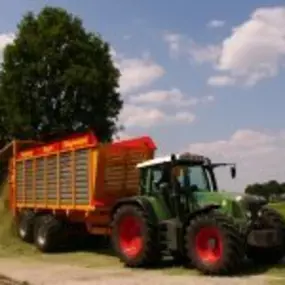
[
  {"left": 193, "top": 191, "right": 267, "bottom": 219},
  {"left": 233, "top": 193, "right": 267, "bottom": 210}
]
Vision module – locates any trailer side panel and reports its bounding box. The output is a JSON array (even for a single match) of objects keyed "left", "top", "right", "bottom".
[{"left": 15, "top": 132, "right": 98, "bottom": 210}]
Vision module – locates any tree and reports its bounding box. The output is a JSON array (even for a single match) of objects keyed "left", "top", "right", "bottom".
[
  {"left": 0, "top": 6, "right": 122, "bottom": 147},
  {"left": 245, "top": 180, "right": 285, "bottom": 201}
]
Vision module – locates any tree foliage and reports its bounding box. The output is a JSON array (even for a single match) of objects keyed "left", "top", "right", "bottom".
[
  {"left": 245, "top": 180, "right": 285, "bottom": 201},
  {"left": 0, "top": 6, "right": 122, "bottom": 147}
]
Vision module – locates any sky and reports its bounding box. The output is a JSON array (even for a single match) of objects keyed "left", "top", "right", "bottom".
[{"left": 0, "top": 0, "right": 285, "bottom": 192}]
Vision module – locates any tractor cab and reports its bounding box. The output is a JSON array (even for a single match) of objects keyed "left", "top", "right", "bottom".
[
  {"left": 137, "top": 153, "right": 237, "bottom": 215},
  {"left": 136, "top": 152, "right": 267, "bottom": 223},
  {"left": 137, "top": 152, "right": 236, "bottom": 194}
]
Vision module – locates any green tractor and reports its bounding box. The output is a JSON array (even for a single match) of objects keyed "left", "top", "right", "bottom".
[{"left": 110, "top": 153, "right": 285, "bottom": 275}]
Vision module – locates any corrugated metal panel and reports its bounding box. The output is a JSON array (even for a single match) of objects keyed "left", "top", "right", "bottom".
[
  {"left": 16, "top": 161, "right": 24, "bottom": 202},
  {"left": 103, "top": 148, "right": 147, "bottom": 196},
  {"left": 35, "top": 158, "right": 45, "bottom": 203},
  {"left": 75, "top": 149, "right": 89, "bottom": 205},
  {"left": 46, "top": 155, "right": 57, "bottom": 204},
  {"left": 24, "top": 160, "right": 33, "bottom": 203},
  {"left": 59, "top": 152, "right": 72, "bottom": 204},
  {"left": 15, "top": 149, "right": 90, "bottom": 207}
]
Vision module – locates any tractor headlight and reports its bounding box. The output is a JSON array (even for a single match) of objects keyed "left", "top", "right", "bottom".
[
  {"left": 246, "top": 211, "right": 252, "bottom": 218},
  {"left": 235, "top": 195, "right": 243, "bottom": 202}
]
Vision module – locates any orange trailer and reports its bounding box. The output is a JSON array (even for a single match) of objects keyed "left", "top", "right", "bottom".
[{"left": 6, "top": 131, "right": 156, "bottom": 251}]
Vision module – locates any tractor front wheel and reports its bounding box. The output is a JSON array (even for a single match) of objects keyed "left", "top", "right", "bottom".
[
  {"left": 185, "top": 211, "right": 244, "bottom": 275},
  {"left": 111, "top": 204, "right": 161, "bottom": 267},
  {"left": 246, "top": 207, "right": 285, "bottom": 265}
]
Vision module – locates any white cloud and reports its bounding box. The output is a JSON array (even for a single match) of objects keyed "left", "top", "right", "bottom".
[
  {"left": 207, "top": 75, "right": 236, "bottom": 86},
  {"left": 186, "top": 129, "right": 285, "bottom": 192},
  {"left": 202, "top": 95, "right": 215, "bottom": 103},
  {"left": 174, "top": 111, "right": 196, "bottom": 123},
  {"left": 215, "top": 6, "right": 285, "bottom": 85},
  {"left": 163, "top": 32, "right": 221, "bottom": 64},
  {"left": 0, "top": 33, "right": 15, "bottom": 61},
  {"left": 111, "top": 48, "right": 165, "bottom": 94},
  {"left": 129, "top": 88, "right": 215, "bottom": 107},
  {"left": 120, "top": 104, "right": 165, "bottom": 128},
  {"left": 207, "top": 20, "right": 225, "bottom": 28},
  {"left": 119, "top": 104, "right": 195, "bottom": 128},
  {"left": 129, "top": 88, "right": 197, "bottom": 106},
  {"left": 165, "top": 6, "right": 285, "bottom": 86}
]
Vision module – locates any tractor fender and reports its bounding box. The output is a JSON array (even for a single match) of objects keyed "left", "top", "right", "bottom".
[
  {"left": 186, "top": 204, "right": 221, "bottom": 225},
  {"left": 110, "top": 197, "right": 158, "bottom": 224}
]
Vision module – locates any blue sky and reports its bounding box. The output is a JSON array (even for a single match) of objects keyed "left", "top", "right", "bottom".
[{"left": 0, "top": 0, "right": 285, "bottom": 192}]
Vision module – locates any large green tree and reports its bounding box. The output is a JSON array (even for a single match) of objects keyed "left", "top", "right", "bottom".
[{"left": 0, "top": 6, "right": 122, "bottom": 147}]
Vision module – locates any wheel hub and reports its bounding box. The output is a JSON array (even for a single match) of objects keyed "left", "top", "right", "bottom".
[
  {"left": 118, "top": 215, "right": 143, "bottom": 258},
  {"left": 208, "top": 238, "right": 217, "bottom": 249},
  {"left": 195, "top": 227, "right": 223, "bottom": 264}
]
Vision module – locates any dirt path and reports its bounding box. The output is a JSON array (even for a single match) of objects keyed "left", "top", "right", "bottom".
[{"left": 0, "top": 258, "right": 281, "bottom": 285}]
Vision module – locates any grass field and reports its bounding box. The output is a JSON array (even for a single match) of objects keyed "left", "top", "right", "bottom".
[{"left": 269, "top": 202, "right": 285, "bottom": 217}]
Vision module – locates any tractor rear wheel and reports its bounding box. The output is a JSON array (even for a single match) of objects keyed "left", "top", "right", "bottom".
[
  {"left": 246, "top": 207, "right": 285, "bottom": 264},
  {"left": 33, "top": 215, "right": 65, "bottom": 253},
  {"left": 17, "top": 210, "right": 35, "bottom": 243},
  {"left": 111, "top": 204, "right": 161, "bottom": 267},
  {"left": 185, "top": 211, "right": 244, "bottom": 275}
]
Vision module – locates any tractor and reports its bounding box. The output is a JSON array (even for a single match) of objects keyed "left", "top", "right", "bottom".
[{"left": 110, "top": 153, "right": 285, "bottom": 275}]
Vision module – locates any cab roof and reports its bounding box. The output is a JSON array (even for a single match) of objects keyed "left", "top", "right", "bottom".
[{"left": 136, "top": 152, "right": 210, "bottom": 168}]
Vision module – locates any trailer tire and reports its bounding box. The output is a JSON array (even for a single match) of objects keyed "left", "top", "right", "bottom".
[
  {"left": 17, "top": 210, "right": 35, "bottom": 243},
  {"left": 246, "top": 207, "right": 285, "bottom": 264},
  {"left": 185, "top": 210, "right": 244, "bottom": 275},
  {"left": 33, "top": 215, "right": 64, "bottom": 253},
  {"left": 111, "top": 204, "right": 161, "bottom": 267}
]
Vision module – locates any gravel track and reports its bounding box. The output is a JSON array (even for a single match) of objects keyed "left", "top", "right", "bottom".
[{"left": 0, "top": 258, "right": 278, "bottom": 285}]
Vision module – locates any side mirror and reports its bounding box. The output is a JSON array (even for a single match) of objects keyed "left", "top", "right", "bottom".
[{"left": 230, "top": 166, "right": 236, "bottom": 179}]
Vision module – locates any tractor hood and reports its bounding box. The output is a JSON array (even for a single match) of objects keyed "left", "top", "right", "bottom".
[{"left": 193, "top": 191, "right": 267, "bottom": 218}]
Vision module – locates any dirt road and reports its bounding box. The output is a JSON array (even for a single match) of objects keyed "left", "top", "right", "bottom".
[{"left": 0, "top": 258, "right": 282, "bottom": 285}]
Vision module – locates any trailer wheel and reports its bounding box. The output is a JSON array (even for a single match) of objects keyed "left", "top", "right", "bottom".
[
  {"left": 17, "top": 210, "right": 35, "bottom": 243},
  {"left": 246, "top": 207, "right": 285, "bottom": 264},
  {"left": 185, "top": 211, "right": 244, "bottom": 275},
  {"left": 111, "top": 204, "right": 161, "bottom": 267},
  {"left": 33, "top": 215, "right": 64, "bottom": 253}
]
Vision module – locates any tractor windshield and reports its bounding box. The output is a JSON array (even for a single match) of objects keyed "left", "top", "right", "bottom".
[{"left": 175, "top": 164, "right": 216, "bottom": 192}]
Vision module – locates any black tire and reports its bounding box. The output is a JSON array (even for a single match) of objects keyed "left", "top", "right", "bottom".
[
  {"left": 246, "top": 207, "right": 285, "bottom": 264},
  {"left": 111, "top": 204, "right": 161, "bottom": 267},
  {"left": 185, "top": 210, "right": 245, "bottom": 275},
  {"left": 33, "top": 215, "right": 65, "bottom": 253},
  {"left": 17, "top": 210, "right": 35, "bottom": 243}
]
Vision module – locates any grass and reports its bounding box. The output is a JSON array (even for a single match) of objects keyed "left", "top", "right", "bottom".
[{"left": 269, "top": 202, "right": 285, "bottom": 217}]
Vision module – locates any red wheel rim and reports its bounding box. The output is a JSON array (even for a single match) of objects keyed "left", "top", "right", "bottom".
[
  {"left": 118, "top": 215, "right": 143, "bottom": 258},
  {"left": 195, "top": 227, "right": 223, "bottom": 264}
]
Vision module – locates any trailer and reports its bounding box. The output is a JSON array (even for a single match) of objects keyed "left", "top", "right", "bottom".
[{"left": 7, "top": 131, "right": 155, "bottom": 251}]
